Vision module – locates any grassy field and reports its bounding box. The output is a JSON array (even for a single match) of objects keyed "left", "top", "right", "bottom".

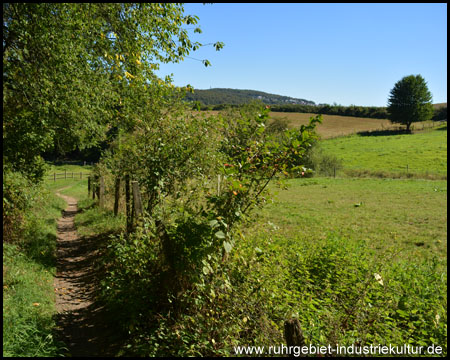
[
  {"left": 433, "top": 102, "right": 447, "bottom": 109},
  {"left": 44, "top": 163, "right": 93, "bottom": 182},
  {"left": 269, "top": 111, "right": 445, "bottom": 139},
  {"left": 229, "top": 176, "right": 447, "bottom": 353},
  {"left": 320, "top": 125, "right": 447, "bottom": 178},
  {"left": 252, "top": 177, "right": 447, "bottom": 261}
]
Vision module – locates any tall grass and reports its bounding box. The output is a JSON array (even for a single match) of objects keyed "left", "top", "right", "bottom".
[{"left": 3, "top": 186, "right": 67, "bottom": 357}]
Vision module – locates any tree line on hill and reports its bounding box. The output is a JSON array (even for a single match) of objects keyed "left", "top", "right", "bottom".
[
  {"left": 184, "top": 88, "right": 315, "bottom": 106},
  {"left": 191, "top": 100, "right": 447, "bottom": 121},
  {"left": 269, "top": 103, "right": 389, "bottom": 119}
]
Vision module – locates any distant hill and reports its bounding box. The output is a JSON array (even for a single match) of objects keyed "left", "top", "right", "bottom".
[{"left": 183, "top": 88, "right": 316, "bottom": 106}]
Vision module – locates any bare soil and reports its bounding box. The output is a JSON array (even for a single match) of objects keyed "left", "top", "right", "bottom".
[{"left": 53, "top": 191, "right": 122, "bottom": 357}]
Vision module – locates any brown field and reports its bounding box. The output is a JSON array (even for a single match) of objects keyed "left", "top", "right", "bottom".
[
  {"left": 268, "top": 112, "right": 396, "bottom": 139},
  {"left": 194, "top": 110, "right": 443, "bottom": 139},
  {"left": 433, "top": 102, "right": 447, "bottom": 109}
]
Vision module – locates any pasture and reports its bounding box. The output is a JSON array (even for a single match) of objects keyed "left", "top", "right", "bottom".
[
  {"left": 232, "top": 176, "right": 447, "bottom": 353},
  {"left": 320, "top": 124, "right": 447, "bottom": 178},
  {"left": 198, "top": 110, "right": 396, "bottom": 138},
  {"left": 252, "top": 177, "right": 447, "bottom": 261},
  {"left": 269, "top": 111, "right": 445, "bottom": 139}
]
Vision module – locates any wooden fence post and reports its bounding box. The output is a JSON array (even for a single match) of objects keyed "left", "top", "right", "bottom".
[
  {"left": 99, "top": 176, "right": 105, "bottom": 208},
  {"left": 284, "top": 318, "right": 305, "bottom": 355},
  {"left": 93, "top": 175, "right": 98, "bottom": 200},
  {"left": 96, "top": 178, "right": 100, "bottom": 200},
  {"left": 88, "top": 176, "right": 91, "bottom": 197},
  {"left": 114, "top": 177, "right": 120, "bottom": 216},
  {"left": 132, "top": 181, "right": 143, "bottom": 218}
]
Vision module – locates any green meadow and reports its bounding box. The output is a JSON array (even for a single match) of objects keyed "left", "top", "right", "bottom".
[
  {"left": 255, "top": 177, "right": 447, "bottom": 261},
  {"left": 320, "top": 125, "right": 447, "bottom": 178},
  {"left": 234, "top": 175, "right": 447, "bottom": 354}
]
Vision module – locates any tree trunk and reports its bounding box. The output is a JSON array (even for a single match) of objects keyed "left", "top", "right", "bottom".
[{"left": 114, "top": 177, "right": 120, "bottom": 216}]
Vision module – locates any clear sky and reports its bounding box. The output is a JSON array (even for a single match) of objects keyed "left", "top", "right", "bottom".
[{"left": 156, "top": 3, "right": 447, "bottom": 107}]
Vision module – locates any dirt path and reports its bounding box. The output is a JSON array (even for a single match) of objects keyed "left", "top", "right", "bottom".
[{"left": 53, "top": 190, "right": 121, "bottom": 357}]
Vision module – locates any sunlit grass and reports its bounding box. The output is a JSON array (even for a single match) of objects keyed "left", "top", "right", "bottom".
[
  {"left": 320, "top": 126, "right": 447, "bottom": 178},
  {"left": 250, "top": 177, "right": 447, "bottom": 262},
  {"left": 3, "top": 189, "right": 66, "bottom": 357}
]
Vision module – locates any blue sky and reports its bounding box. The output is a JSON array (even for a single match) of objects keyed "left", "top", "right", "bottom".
[{"left": 156, "top": 3, "right": 447, "bottom": 107}]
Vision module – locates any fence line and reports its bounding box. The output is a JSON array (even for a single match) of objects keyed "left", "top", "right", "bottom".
[
  {"left": 47, "top": 171, "right": 90, "bottom": 181},
  {"left": 87, "top": 174, "right": 143, "bottom": 233}
]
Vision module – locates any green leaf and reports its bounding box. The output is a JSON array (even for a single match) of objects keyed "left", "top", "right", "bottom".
[
  {"left": 223, "top": 241, "right": 232, "bottom": 254},
  {"left": 209, "top": 219, "right": 218, "bottom": 228},
  {"left": 215, "top": 230, "right": 225, "bottom": 239},
  {"left": 202, "top": 266, "right": 210, "bottom": 275}
]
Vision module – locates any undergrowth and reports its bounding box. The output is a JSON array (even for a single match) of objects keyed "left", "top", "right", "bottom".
[{"left": 98, "top": 227, "right": 446, "bottom": 356}]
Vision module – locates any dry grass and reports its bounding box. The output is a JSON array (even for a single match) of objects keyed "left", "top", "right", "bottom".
[
  {"left": 433, "top": 102, "right": 447, "bottom": 109},
  {"left": 193, "top": 110, "right": 396, "bottom": 139},
  {"left": 268, "top": 112, "right": 397, "bottom": 139},
  {"left": 194, "top": 109, "right": 444, "bottom": 139}
]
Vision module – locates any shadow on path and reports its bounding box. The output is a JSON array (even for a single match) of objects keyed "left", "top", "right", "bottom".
[{"left": 53, "top": 192, "right": 124, "bottom": 357}]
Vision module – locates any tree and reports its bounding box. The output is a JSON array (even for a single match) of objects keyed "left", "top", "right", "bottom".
[
  {"left": 387, "top": 75, "right": 434, "bottom": 131},
  {"left": 3, "top": 3, "right": 223, "bottom": 181},
  {"left": 99, "top": 103, "right": 321, "bottom": 316}
]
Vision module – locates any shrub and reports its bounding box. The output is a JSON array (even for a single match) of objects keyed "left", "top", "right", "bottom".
[
  {"left": 305, "top": 145, "right": 343, "bottom": 177},
  {"left": 3, "top": 167, "right": 39, "bottom": 243},
  {"left": 97, "top": 104, "right": 322, "bottom": 350},
  {"left": 266, "top": 117, "right": 290, "bottom": 135}
]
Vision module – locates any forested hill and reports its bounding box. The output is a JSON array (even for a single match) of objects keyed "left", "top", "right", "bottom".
[{"left": 183, "top": 88, "right": 316, "bottom": 106}]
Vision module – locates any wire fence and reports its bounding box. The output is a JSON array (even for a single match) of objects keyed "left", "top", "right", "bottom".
[{"left": 46, "top": 171, "right": 91, "bottom": 181}]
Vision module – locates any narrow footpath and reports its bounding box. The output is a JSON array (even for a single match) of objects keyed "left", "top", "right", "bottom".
[{"left": 54, "top": 190, "right": 120, "bottom": 357}]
